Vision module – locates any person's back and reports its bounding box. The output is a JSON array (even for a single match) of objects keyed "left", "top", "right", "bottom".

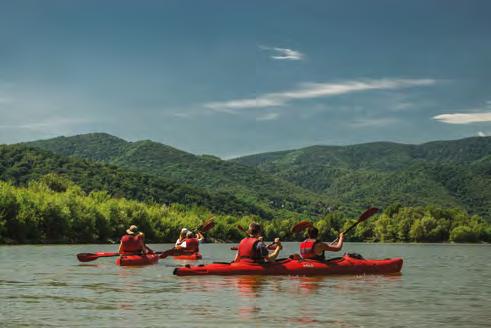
[
  {"left": 300, "top": 237, "right": 325, "bottom": 261},
  {"left": 234, "top": 223, "right": 282, "bottom": 263},
  {"left": 119, "top": 225, "right": 145, "bottom": 255},
  {"left": 181, "top": 237, "right": 200, "bottom": 253},
  {"left": 177, "top": 231, "right": 204, "bottom": 253},
  {"left": 299, "top": 227, "right": 344, "bottom": 260},
  {"left": 236, "top": 237, "right": 261, "bottom": 262}
]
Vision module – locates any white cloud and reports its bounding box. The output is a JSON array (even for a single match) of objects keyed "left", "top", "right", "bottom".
[
  {"left": 433, "top": 112, "right": 491, "bottom": 124},
  {"left": 256, "top": 112, "right": 280, "bottom": 121},
  {"left": 478, "top": 131, "right": 486, "bottom": 137},
  {"left": 260, "top": 46, "right": 304, "bottom": 61},
  {"left": 205, "top": 78, "right": 436, "bottom": 111}
]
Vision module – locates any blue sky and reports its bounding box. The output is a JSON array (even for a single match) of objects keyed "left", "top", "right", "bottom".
[{"left": 0, "top": 0, "right": 490, "bottom": 157}]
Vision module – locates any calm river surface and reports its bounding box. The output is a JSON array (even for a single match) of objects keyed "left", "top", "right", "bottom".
[{"left": 1, "top": 243, "right": 490, "bottom": 327}]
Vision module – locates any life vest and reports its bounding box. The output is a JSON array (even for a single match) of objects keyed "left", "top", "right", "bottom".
[
  {"left": 120, "top": 234, "right": 144, "bottom": 254},
  {"left": 300, "top": 239, "right": 325, "bottom": 260},
  {"left": 182, "top": 238, "right": 199, "bottom": 253},
  {"left": 237, "top": 237, "right": 260, "bottom": 262}
]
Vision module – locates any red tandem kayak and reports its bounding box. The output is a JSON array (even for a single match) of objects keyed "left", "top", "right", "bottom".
[
  {"left": 116, "top": 253, "right": 159, "bottom": 266},
  {"left": 173, "top": 254, "right": 403, "bottom": 276},
  {"left": 173, "top": 253, "right": 203, "bottom": 260}
]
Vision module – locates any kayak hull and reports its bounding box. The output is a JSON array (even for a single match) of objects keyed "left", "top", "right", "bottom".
[
  {"left": 173, "top": 253, "right": 202, "bottom": 260},
  {"left": 173, "top": 255, "right": 403, "bottom": 276},
  {"left": 116, "top": 253, "right": 159, "bottom": 266}
]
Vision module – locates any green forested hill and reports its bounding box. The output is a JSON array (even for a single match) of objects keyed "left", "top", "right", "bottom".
[
  {"left": 25, "top": 134, "right": 326, "bottom": 216},
  {"left": 232, "top": 137, "right": 491, "bottom": 220},
  {"left": 0, "top": 145, "right": 269, "bottom": 217},
  {"left": 24, "top": 134, "right": 491, "bottom": 220}
]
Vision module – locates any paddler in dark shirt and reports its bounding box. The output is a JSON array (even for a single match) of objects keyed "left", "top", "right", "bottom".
[{"left": 234, "top": 222, "right": 282, "bottom": 263}]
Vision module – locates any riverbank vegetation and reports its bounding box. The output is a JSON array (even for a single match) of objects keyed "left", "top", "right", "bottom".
[{"left": 1, "top": 175, "right": 489, "bottom": 244}]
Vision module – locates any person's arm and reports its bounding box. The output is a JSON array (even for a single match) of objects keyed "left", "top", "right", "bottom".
[
  {"left": 316, "top": 233, "right": 344, "bottom": 252},
  {"left": 138, "top": 233, "right": 149, "bottom": 254},
  {"left": 118, "top": 241, "right": 123, "bottom": 254},
  {"left": 196, "top": 232, "right": 204, "bottom": 242},
  {"left": 265, "top": 238, "right": 282, "bottom": 262}
]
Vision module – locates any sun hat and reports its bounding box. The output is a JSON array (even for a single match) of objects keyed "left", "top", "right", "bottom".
[
  {"left": 126, "top": 225, "right": 139, "bottom": 235},
  {"left": 186, "top": 231, "right": 194, "bottom": 238},
  {"left": 181, "top": 228, "right": 189, "bottom": 234}
]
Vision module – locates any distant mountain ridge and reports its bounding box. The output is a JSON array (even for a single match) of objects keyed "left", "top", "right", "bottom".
[
  {"left": 0, "top": 144, "right": 269, "bottom": 217},
  {"left": 25, "top": 133, "right": 325, "bottom": 216},
  {"left": 23, "top": 133, "right": 491, "bottom": 220},
  {"left": 232, "top": 137, "right": 491, "bottom": 220}
]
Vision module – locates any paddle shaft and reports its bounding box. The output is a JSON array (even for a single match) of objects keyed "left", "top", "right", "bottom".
[{"left": 329, "top": 208, "right": 379, "bottom": 245}]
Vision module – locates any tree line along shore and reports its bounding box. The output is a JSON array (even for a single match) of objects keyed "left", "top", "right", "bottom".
[{"left": 1, "top": 174, "right": 489, "bottom": 245}]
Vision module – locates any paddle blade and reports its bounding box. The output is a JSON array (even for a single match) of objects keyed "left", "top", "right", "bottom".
[
  {"left": 77, "top": 252, "right": 119, "bottom": 262},
  {"left": 77, "top": 253, "right": 99, "bottom": 262},
  {"left": 291, "top": 221, "right": 313, "bottom": 234},
  {"left": 199, "top": 219, "right": 215, "bottom": 233},
  {"left": 358, "top": 207, "right": 379, "bottom": 222}
]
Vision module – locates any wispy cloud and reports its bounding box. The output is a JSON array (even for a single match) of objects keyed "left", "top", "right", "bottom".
[
  {"left": 433, "top": 112, "right": 491, "bottom": 124},
  {"left": 205, "top": 78, "right": 436, "bottom": 111},
  {"left": 349, "top": 117, "right": 399, "bottom": 127},
  {"left": 478, "top": 131, "right": 486, "bottom": 137},
  {"left": 0, "top": 117, "right": 90, "bottom": 131},
  {"left": 260, "top": 46, "right": 304, "bottom": 61},
  {"left": 256, "top": 112, "right": 279, "bottom": 121}
]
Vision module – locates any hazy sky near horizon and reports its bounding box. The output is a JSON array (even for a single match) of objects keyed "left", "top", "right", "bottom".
[{"left": 1, "top": 0, "right": 490, "bottom": 157}]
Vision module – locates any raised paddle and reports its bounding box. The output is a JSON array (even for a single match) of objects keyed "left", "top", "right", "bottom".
[
  {"left": 343, "top": 207, "right": 379, "bottom": 235},
  {"left": 329, "top": 207, "right": 379, "bottom": 245},
  {"left": 77, "top": 252, "right": 120, "bottom": 262},
  {"left": 291, "top": 220, "right": 314, "bottom": 234},
  {"left": 197, "top": 217, "right": 215, "bottom": 233}
]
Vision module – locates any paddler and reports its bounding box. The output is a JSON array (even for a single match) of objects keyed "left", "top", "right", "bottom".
[
  {"left": 175, "top": 230, "right": 204, "bottom": 254},
  {"left": 299, "top": 227, "right": 344, "bottom": 260},
  {"left": 118, "top": 225, "right": 149, "bottom": 255},
  {"left": 234, "top": 222, "right": 282, "bottom": 263},
  {"left": 175, "top": 228, "right": 189, "bottom": 247}
]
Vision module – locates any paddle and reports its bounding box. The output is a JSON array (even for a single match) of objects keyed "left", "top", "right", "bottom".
[
  {"left": 291, "top": 220, "right": 314, "bottom": 234},
  {"left": 289, "top": 207, "right": 379, "bottom": 245},
  {"left": 329, "top": 207, "right": 379, "bottom": 245},
  {"left": 197, "top": 217, "right": 215, "bottom": 233},
  {"left": 159, "top": 218, "right": 215, "bottom": 259},
  {"left": 343, "top": 207, "right": 379, "bottom": 235},
  {"left": 77, "top": 252, "right": 120, "bottom": 262}
]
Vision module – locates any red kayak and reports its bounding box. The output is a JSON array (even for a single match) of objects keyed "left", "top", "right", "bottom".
[
  {"left": 116, "top": 253, "right": 159, "bottom": 266},
  {"left": 173, "top": 253, "right": 203, "bottom": 260},
  {"left": 173, "top": 254, "right": 403, "bottom": 276}
]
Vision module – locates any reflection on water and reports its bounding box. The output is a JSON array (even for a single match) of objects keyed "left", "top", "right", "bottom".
[{"left": 0, "top": 243, "right": 490, "bottom": 327}]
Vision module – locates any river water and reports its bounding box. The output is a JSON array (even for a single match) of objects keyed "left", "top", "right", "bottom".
[{"left": 0, "top": 243, "right": 490, "bottom": 327}]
